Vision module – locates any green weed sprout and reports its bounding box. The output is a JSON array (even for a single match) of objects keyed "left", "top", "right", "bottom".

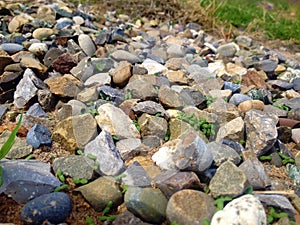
[
  {"left": 85, "top": 217, "right": 95, "bottom": 225},
  {"left": 99, "top": 200, "right": 117, "bottom": 221},
  {"left": 214, "top": 196, "right": 232, "bottom": 212},
  {"left": 267, "top": 207, "right": 289, "bottom": 223},
  {"left": 0, "top": 113, "right": 22, "bottom": 187}
]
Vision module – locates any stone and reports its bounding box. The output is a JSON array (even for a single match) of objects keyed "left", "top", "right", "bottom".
[
  {"left": 26, "top": 124, "right": 52, "bottom": 149},
  {"left": 242, "top": 70, "right": 267, "bottom": 89},
  {"left": 20, "top": 57, "right": 48, "bottom": 74},
  {"left": 45, "top": 74, "right": 83, "bottom": 98},
  {"left": 164, "top": 70, "right": 189, "bottom": 84},
  {"left": 211, "top": 194, "right": 267, "bottom": 225},
  {"left": 229, "top": 93, "right": 252, "bottom": 106},
  {"left": 98, "top": 85, "right": 125, "bottom": 105},
  {"left": 52, "top": 113, "right": 98, "bottom": 153},
  {"left": 179, "top": 87, "right": 206, "bottom": 108},
  {"left": 26, "top": 103, "right": 48, "bottom": 118},
  {"left": 8, "top": 15, "right": 30, "bottom": 33},
  {"left": 0, "top": 130, "right": 32, "bottom": 159},
  {"left": 0, "top": 55, "right": 13, "bottom": 74},
  {"left": 121, "top": 161, "right": 152, "bottom": 187},
  {"left": 13, "top": 68, "right": 38, "bottom": 109},
  {"left": 238, "top": 99, "right": 264, "bottom": 113},
  {"left": 286, "top": 164, "right": 300, "bottom": 185},
  {"left": 37, "top": 89, "right": 56, "bottom": 111},
  {"left": 111, "top": 50, "right": 142, "bottom": 64},
  {"left": 0, "top": 43, "right": 24, "bottom": 55},
  {"left": 116, "top": 138, "right": 150, "bottom": 161},
  {"left": 236, "top": 35, "right": 252, "bottom": 48},
  {"left": 84, "top": 73, "right": 111, "bottom": 87},
  {"left": 166, "top": 190, "right": 215, "bottom": 225},
  {"left": 141, "top": 58, "right": 167, "bottom": 74},
  {"left": 245, "top": 110, "right": 278, "bottom": 156},
  {"left": 75, "top": 176, "right": 123, "bottom": 211},
  {"left": 167, "top": 44, "right": 185, "bottom": 58},
  {"left": 111, "top": 61, "right": 132, "bottom": 87},
  {"left": 256, "top": 59, "right": 278, "bottom": 73},
  {"left": 78, "top": 34, "right": 96, "bottom": 57},
  {"left": 84, "top": 131, "right": 125, "bottom": 176},
  {"left": 158, "top": 85, "right": 184, "bottom": 109},
  {"left": 125, "top": 77, "right": 158, "bottom": 100},
  {"left": 216, "top": 117, "right": 244, "bottom": 143},
  {"left": 153, "top": 170, "right": 202, "bottom": 198},
  {"left": 223, "top": 81, "right": 240, "bottom": 93},
  {"left": 28, "top": 43, "right": 48, "bottom": 57},
  {"left": 207, "top": 142, "right": 241, "bottom": 166},
  {"left": 51, "top": 53, "right": 77, "bottom": 74},
  {"left": 112, "top": 211, "right": 151, "bottom": 225},
  {"left": 132, "top": 100, "right": 169, "bottom": 119},
  {"left": 76, "top": 86, "right": 99, "bottom": 103},
  {"left": 20, "top": 192, "right": 71, "bottom": 225},
  {"left": 95, "top": 103, "right": 140, "bottom": 139},
  {"left": 239, "top": 158, "right": 271, "bottom": 189},
  {"left": 165, "top": 57, "right": 189, "bottom": 70},
  {"left": 32, "top": 28, "right": 54, "bottom": 40},
  {"left": 217, "top": 42, "right": 239, "bottom": 57},
  {"left": 138, "top": 113, "right": 168, "bottom": 139},
  {"left": 0, "top": 104, "right": 8, "bottom": 120},
  {"left": 209, "top": 161, "right": 248, "bottom": 198},
  {"left": 70, "top": 57, "right": 94, "bottom": 82},
  {"left": 124, "top": 186, "right": 168, "bottom": 224},
  {"left": 92, "top": 58, "right": 115, "bottom": 73},
  {"left": 264, "top": 105, "right": 288, "bottom": 117},
  {"left": 296, "top": 151, "right": 300, "bottom": 168},
  {"left": 0, "top": 160, "right": 61, "bottom": 204}
]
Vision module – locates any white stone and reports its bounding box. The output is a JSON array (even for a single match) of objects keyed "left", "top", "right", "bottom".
[
  {"left": 211, "top": 194, "right": 267, "bottom": 225},
  {"left": 28, "top": 43, "right": 48, "bottom": 55},
  {"left": 142, "top": 58, "right": 168, "bottom": 74}
]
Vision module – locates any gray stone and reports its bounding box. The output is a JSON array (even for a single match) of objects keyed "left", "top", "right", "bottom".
[
  {"left": 14, "top": 68, "right": 38, "bottom": 109},
  {"left": 0, "top": 159, "right": 61, "bottom": 204},
  {"left": 166, "top": 190, "right": 215, "bottom": 225},
  {"left": 121, "top": 161, "right": 152, "bottom": 187},
  {"left": 239, "top": 158, "right": 271, "bottom": 189},
  {"left": 285, "top": 97, "right": 300, "bottom": 109},
  {"left": 179, "top": 87, "right": 206, "bottom": 108},
  {"left": 124, "top": 186, "right": 168, "bottom": 224},
  {"left": 153, "top": 170, "right": 202, "bottom": 198},
  {"left": 78, "top": 34, "right": 96, "bottom": 57},
  {"left": 264, "top": 105, "right": 288, "bottom": 117},
  {"left": 0, "top": 43, "right": 24, "bottom": 54},
  {"left": 84, "top": 131, "right": 125, "bottom": 176},
  {"left": 255, "top": 194, "right": 295, "bottom": 220},
  {"left": 75, "top": 176, "right": 123, "bottom": 211},
  {"left": 167, "top": 44, "right": 185, "bottom": 58},
  {"left": 70, "top": 57, "right": 94, "bottom": 82},
  {"left": 256, "top": 59, "right": 278, "bottom": 73},
  {"left": 76, "top": 86, "right": 99, "bottom": 103},
  {"left": 112, "top": 211, "right": 151, "bottom": 225},
  {"left": 138, "top": 113, "right": 168, "bottom": 139},
  {"left": 26, "top": 124, "right": 52, "bottom": 149},
  {"left": 158, "top": 85, "right": 184, "bottom": 109},
  {"left": 52, "top": 113, "right": 98, "bottom": 153},
  {"left": 216, "top": 117, "right": 245, "bottom": 143},
  {"left": 132, "top": 100, "right": 169, "bottom": 119},
  {"left": 209, "top": 161, "right": 248, "bottom": 198},
  {"left": 268, "top": 80, "right": 294, "bottom": 90},
  {"left": 92, "top": 58, "right": 115, "bottom": 73},
  {"left": 217, "top": 42, "right": 239, "bottom": 57},
  {"left": 0, "top": 104, "right": 8, "bottom": 120},
  {"left": 20, "top": 192, "right": 71, "bottom": 225},
  {"left": 84, "top": 73, "right": 111, "bottom": 87},
  {"left": 236, "top": 35, "right": 252, "bottom": 48},
  {"left": 26, "top": 103, "right": 48, "bottom": 118},
  {"left": 95, "top": 103, "right": 140, "bottom": 139},
  {"left": 111, "top": 50, "right": 142, "bottom": 64},
  {"left": 286, "top": 164, "right": 300, "bottom": 185},
  {"left": 97, "top": 85, "right": 125, "bottom": 105},
  {"left": 211, "top": 194, "right": 267, "bottom": 225},
  {"left": 125, "top": 77, "right": 158, "bottom": 100},
  {"left": 53, "top": 155, "right": 94, "bottom": 180},
  {"left": 245, "top": 110, "right": 278, "bottom": 156},
  {"left": 116, "top": 138, "right": 150, "bottom": 161},
  {"left": 207, "top": 142, "right": 241, "bottom": 166},
  {"left": 142, "top": 135, "right": 163, "bottom": 149},
  {"left": 0, "top": 130, "right": 32, "bottom": 159}
]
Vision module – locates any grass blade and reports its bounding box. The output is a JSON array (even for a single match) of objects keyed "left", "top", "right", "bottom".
[{"left": 0, "top": 113, "right": 22, "bottom": 160}]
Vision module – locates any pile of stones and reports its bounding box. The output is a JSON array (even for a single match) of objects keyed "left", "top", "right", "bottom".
[{"left": 0, "top": 0, "right": 300, "bottom": 224}]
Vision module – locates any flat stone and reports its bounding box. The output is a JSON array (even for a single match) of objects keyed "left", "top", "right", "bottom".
[
  {"left": 20, "top": 192, "right": 71, "bottom": 225},
  {"left": 209, "top": 161, "right": 248, "bottom": 198},
  {"left": 256, "top": 59, "right": 278, "bottom": 73},
  {"left": 216, "top": 117, "right": 244, "bottom": 143},
  {"left": 76, "top": 86, "right": 99, "bottom": 103},
  {"left": 97, "top": 85, "right": 125, "bottom": 105},
  {"left": 52, "top": 113, "right": 98, "bottom": 153},
  {"left": 84, "top": 73, "right": 111, "bottom": 87},
  {"left": 78, "top": 34, "right": 96, "bottom": 57},
  {"left": 121, "top": 161, "right": 152, "bottom": 187},
  {"left": 207, "top": 142, "right": 241, "bottom": 166},
  {"left": 132, "top": 100, "right": 169, "bottom": 119},
  {"left": 111, "top": 50, "right": 142, "bottom": 64},
  {"left": 0, "top": 43, "right": 24, "bottom": 55},
  {"left": 211, "top": 194, "right": 267, "bottom": 225},
  {"left": 165, "top": 57, "right": 189, "bottom": 70},
  {"left": 236, "top": 35, "right": 252, "bottom": 48},
  {"left": 242, "top": 70, "right": 267, "bottom": 89},
  {"left": 164, "top": 70, "right": 188, "bottom": 84},
  {"left": 0, "top": 160, "right": 61, "bottom": 204},
  {"left": 245, "top": 110, "right": 278, "bottom": 156},
  {"left": 239, "top": 158, "right": 271, "bottom": 189},
  {"left": 229, "top": 94, "right": 252, "bottom": 106},
  {"left": 112, "top": 211, "right": 151, "bottom": 225},
  {"left": 84, "top": 131, "right": 125, "bottom": 176},
  {"left": 141, "top": 58, "right": 167, "bottom": 74},
  {"left": 26, "top": 124, "right": 52, "bottom": 149},
  {"left": 124, "top": 186, "right": 168, "bottom": 224},
  {"left": 153, "top": 170, "right": 202, "bottom": 198},
  {"left": 70, "top": 57, "right": 94, "bottom": 82},
  {"left": 166, "top": 190, "right": 215, "bottom": 225},
  {"left": 95, "top": 103, "right": 140, "bottom": 139},
  {"left": 20, "top": 57, "right": 48, "bottom": 74}
]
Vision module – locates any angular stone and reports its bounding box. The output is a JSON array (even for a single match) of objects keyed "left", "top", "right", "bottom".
[
  {"left": 229, "top": 93, "right": 252, "bottom": 106},
  {"left": 138, "top": 113, "right": 168, "bottom": 139},
  {"left": 121, "top": 161, "right": 152, "bottom": 187},
  {"left": 112, "top": 211, "right": 151, "bottom": 225},
  {"left": 245, "top": 110, "right": 278, "bottom": 156},
  {"left": 51, "top": 53, "right": 77, "bottom": 74},
  {"left": 28, "top": 43, "right": 48, "bottom": 57},
  {"left": 239, "top": 158, "right": 271, "bottom": 189},
  {"left": 132, "top": 100, "right": 169, "bottom": 119},
  {"left": 207, "top": 142, "right": 241, "bottom": 166},
  {"left": 84, "top": 73, "right": 111, "bottom": 87},
  {"left": 165, "top": 57, "right": 189, "bottom": 70},
  {"left": 153, "top": 170, "right": 202, "bottom": 198},
  {"left": 70, "top": 57, "right": 94, "bottom": 82},
  {"left": 256, "top": 59, "right": 278, "bottom": 73},
  {"left": 0, "top": 130, "right": 32, "bottom": 159},
  {"left": 76, "top": 86, "right": 99, "bottom": 103},
  {"left": 116, "top": 138, "right": 150, "bottom": 161},
  {"left": 216, "top": 117, "right": 244, "bottom": 143},
  {"left": 166, "top": 190, "right": 215, "bottom": 225},
  {"left": 125, "top": 186, "right": 168, "bottom": 224},
  {"left": 242, "top": 70, "right": 267, "bottom": 89},
  {"left": 45, "top": 74, "right": 83, "bottom": 98},
  {"left": 13, "top": 68, "right": 38, "bottom": 109},
  {"left": 0, "top": 160, "right": 61, "bottom": 204},
  {"left": 111, "top": 61, "right": 132, "bottom": 87},
  {"left": 209, "top": 161, "right": 248, "bottom": 198},
  {"left": 26, "top": 103, "right": 48, "bottom": 118},
  {"left": 211, "top": 194, "right": 267, "bottom": 225},
  {"left": 20, "top": 57, "right": 48, "bottom": 74},
  {"left": 52, "top": 113, "right": 98, "bottom": 153},
  {"left": 26, "top": 124, "right": 52, "bottom": 149},
  {"left": 84, "top": 131, "right": 125, "bottom": 176},
  {"left": 75, "top": 176, "right": 123, "bottom": 211},
  {"left": 158, "top": 85, "right": 184, "bottom": 109},
  {"left": 20, "top": 192, "right": 71, "bottom": 225},
  {"left": 125, "top": 77, "right": 158, "bottom": 100},
  {"left": 8, "top": 15, "right": 30, "bottom": 33}
]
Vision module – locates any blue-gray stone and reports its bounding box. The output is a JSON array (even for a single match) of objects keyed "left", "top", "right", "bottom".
[
  {"left": 111, "top": 28, "right": 127, "bottom": 42},
  {"left": 0, "top": 104, "right": 8, "bottom": 120},
  {"left": 229, "top": 94, "right": 252, "bottom": 106},
  {"left": 222, "top": 139, "right": 244, "bottom": 155},
  {"left": 268, "top": 80, "right": 294, "bottom": 90},
  {"left": 55, "top": 18, "right": 73, "bottom": 30},
  {"left": 257, "top": 59, "right": 278, "bottom": 72},
  {"left": 121, "top": 161, "right": 152, "bottom": 187},
  {"left": 287, "top": 164, "right": 300, "bottom": 185},
  {"left": 146, "top": 53, "right": 165, "bottom": 65},
  {"left": 223, "top": 81, "right": 240, "bottom": 93},
  {"left": 292, "top": 77, "right": 300, "bottom": 91},
  {"left": 20, "top": 192, "right": 72, "bottom": 225},
  {"left": 26, "top": 103, "right": 48, "bottom": 118},
  {"left": 207, "top": 142, "right": 241, "bottom": 166},
  {"left": 0, "top": 159, "right": 61, "bottom": 204},
  {"left": 97, "top": 85, "right": 125, "bottom": 105},
  {"left": 0, "top": 43, "right": 24, "bottom": 54},
  {"left": 26, "top": 124, "right": 52, "bottom": 149}
]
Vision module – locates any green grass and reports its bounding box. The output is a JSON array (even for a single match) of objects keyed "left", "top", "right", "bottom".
[{"left": 199, "top": 0, "right": 300, "bottom": 41}]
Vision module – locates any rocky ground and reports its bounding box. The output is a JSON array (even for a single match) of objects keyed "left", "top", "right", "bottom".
[{"left": 1, "top": 0, "right": 300, "bottom": 225}]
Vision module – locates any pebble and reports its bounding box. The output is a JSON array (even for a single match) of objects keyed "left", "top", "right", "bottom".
[
  {"left": 20, "top": 192, "right": 72, "bottom": 225},
  {"left": 78, "top": 34, "right": 96, "bottom": 57}
]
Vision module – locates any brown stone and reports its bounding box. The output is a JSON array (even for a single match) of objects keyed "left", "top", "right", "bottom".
[
  {"left": 20, "top": 57, "right": 48, "bottom": 74},
  {"left": 238, "top": 100, "right": 264, "bottom": 113},
  {"left": 51, "top": 53, "right": 77, "bottom": 74},
  {"left": 164, "top": 70, "right": 188, "bottom": 84},
  {"left": 111, "top": 61, "right": 132, "bottom": 87},
  {"left": 241, "top": 70, "right": 267, "bottom": 89}
]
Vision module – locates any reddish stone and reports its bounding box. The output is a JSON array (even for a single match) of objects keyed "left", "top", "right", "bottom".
[
  {"left": 242, "top": 70, "right": 267, "bottom": 89},
  {"left": 51, "top": 53, "right": 77, "bottom": 74}
]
